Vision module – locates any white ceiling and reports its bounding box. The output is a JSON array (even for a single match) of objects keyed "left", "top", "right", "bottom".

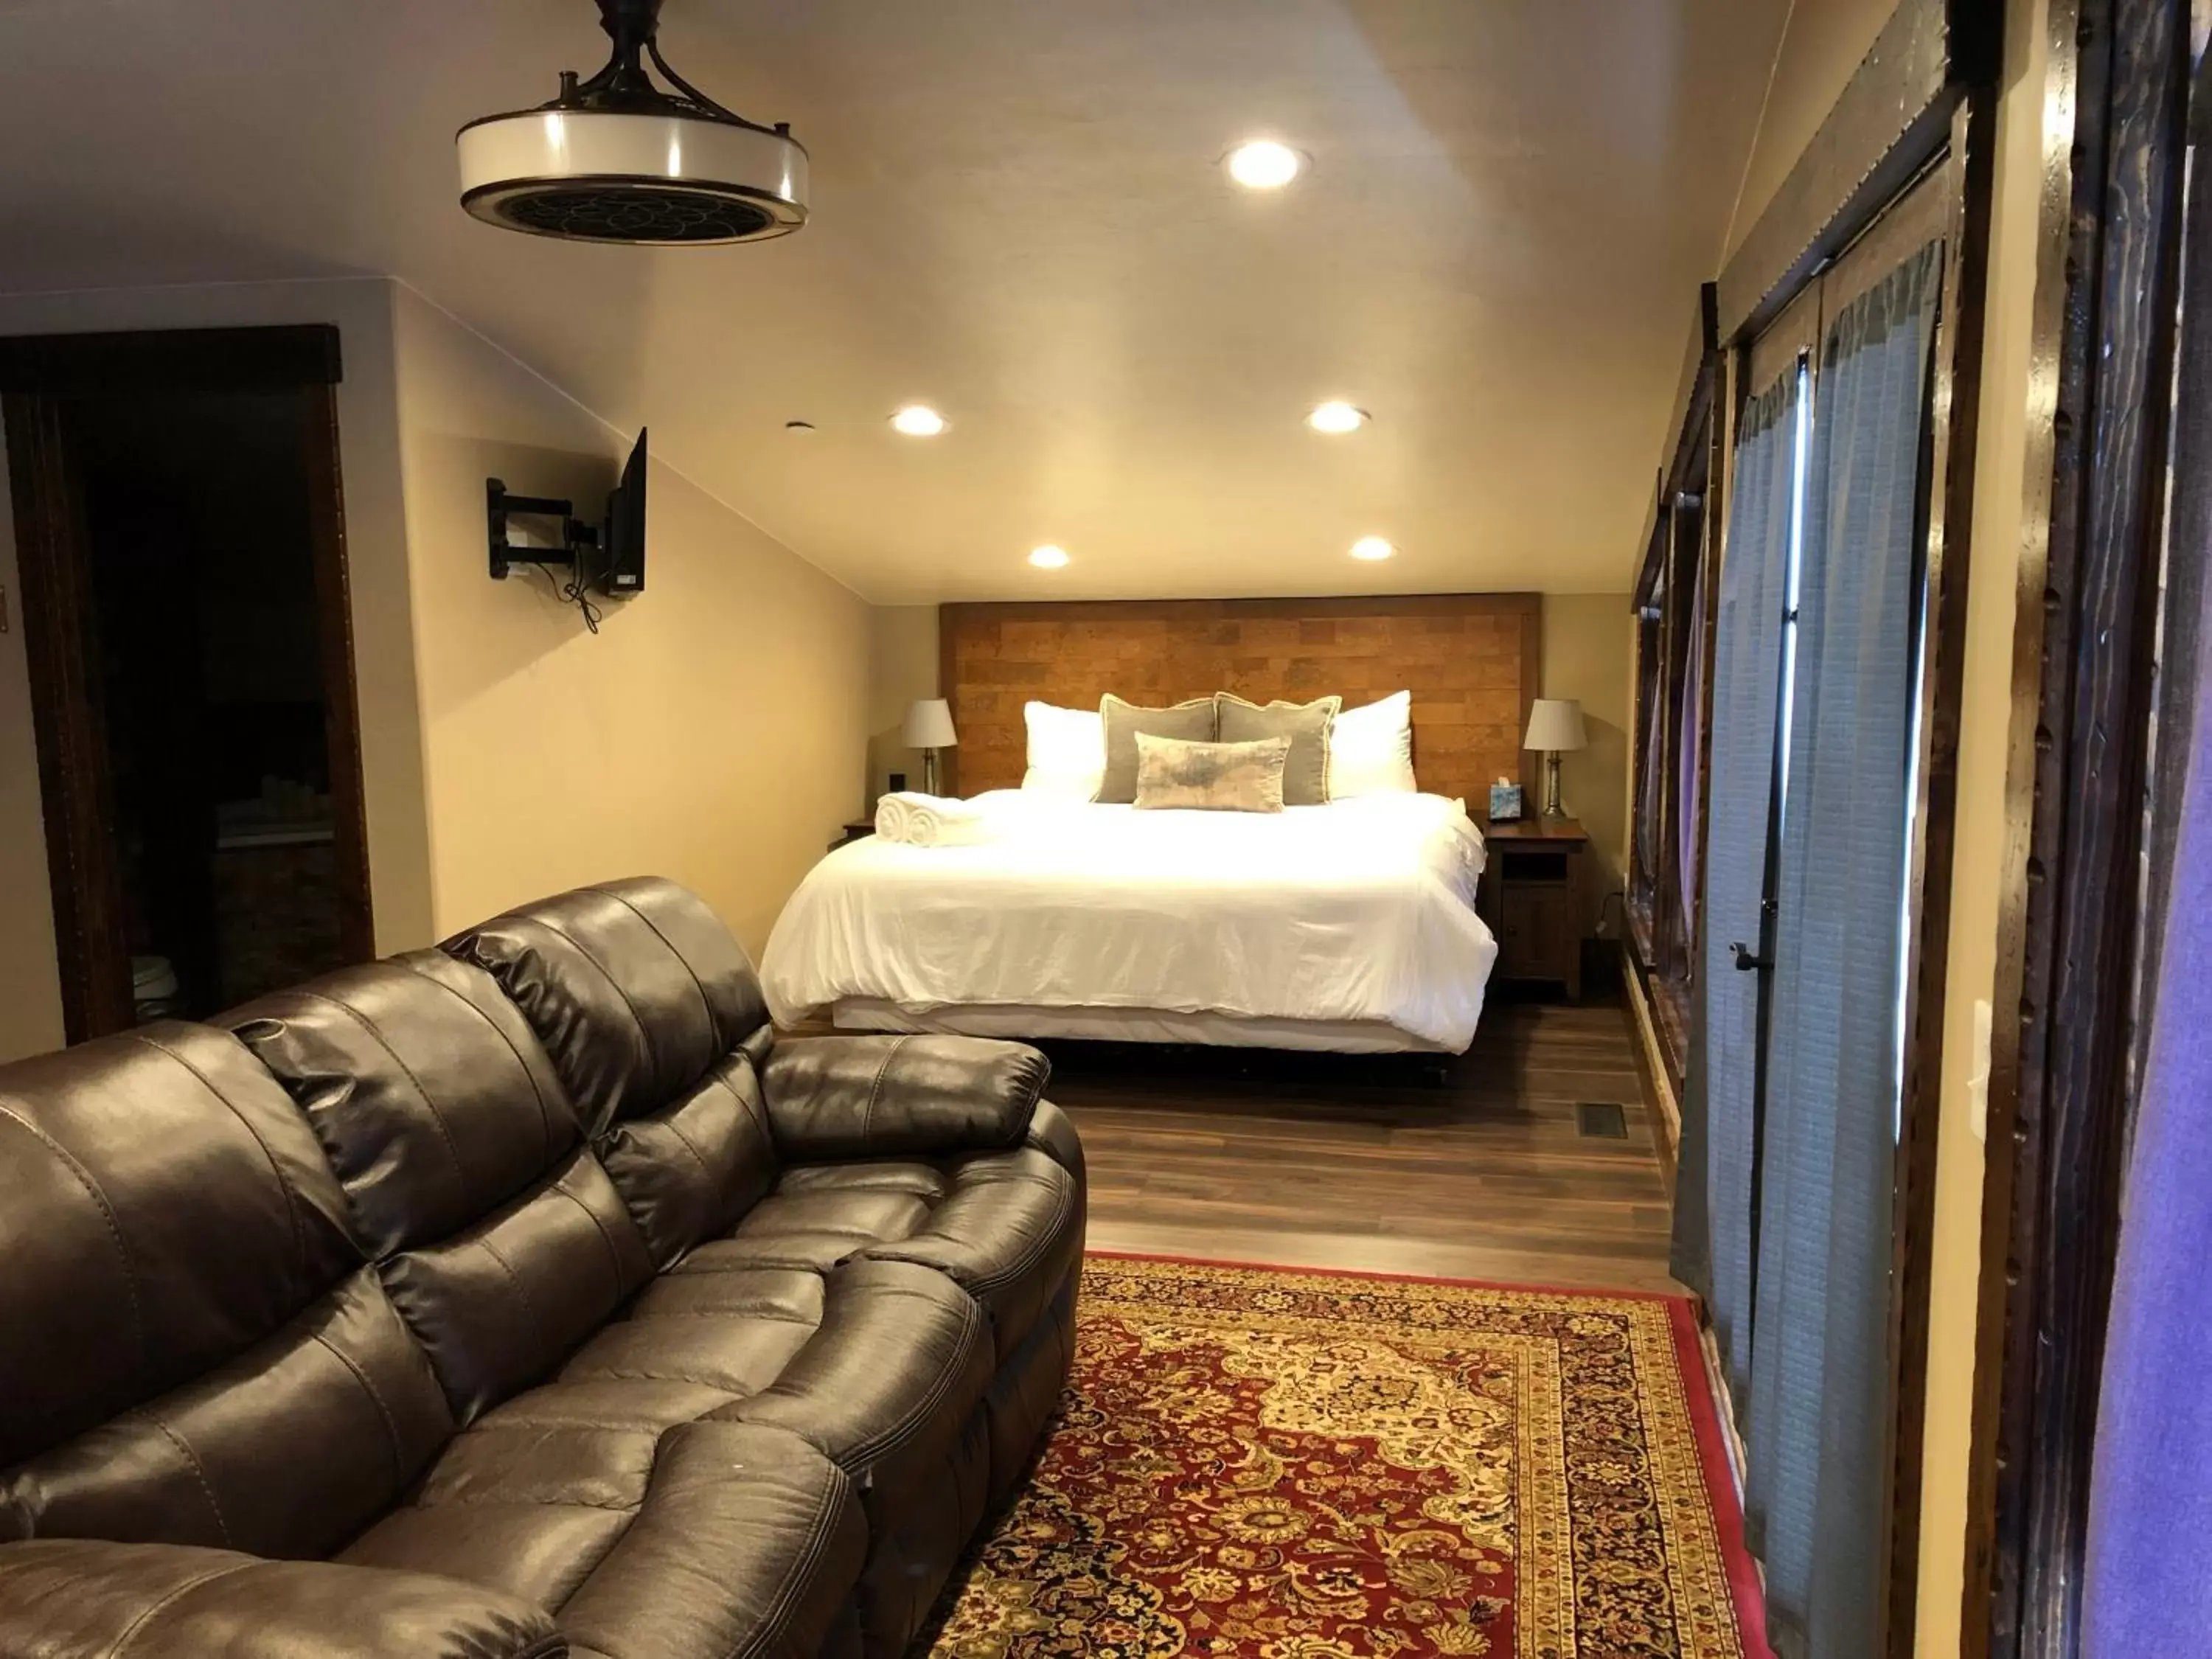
[{"left": 0, "top": 1, "right": 1787, "bottom": 602}]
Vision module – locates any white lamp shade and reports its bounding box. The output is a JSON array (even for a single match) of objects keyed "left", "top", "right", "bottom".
[
  {"left": 1523, "top": 698, "right": 1587, "bottom": 752},
  {"left": 904, "top": 698, "right": 959, "bottom": 748}
]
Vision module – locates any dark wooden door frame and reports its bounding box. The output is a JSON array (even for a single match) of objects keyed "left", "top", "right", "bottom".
[
  {"left": 298, "top": 380, "right": 376, "bottom": 977},
  {"left": 2, "top": 392, "right": 135, "bottom": 1040},
  {"left": 1959, "top": 0, "right": 2191, "bottom": 1652},
  {"left": 0, "top": 324, "right": 374, "bottom": 1042}
]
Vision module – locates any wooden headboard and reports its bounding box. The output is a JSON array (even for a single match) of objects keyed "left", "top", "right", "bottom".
[{"left": 939, "top": 594, "right": 1543, "bottom": 804}]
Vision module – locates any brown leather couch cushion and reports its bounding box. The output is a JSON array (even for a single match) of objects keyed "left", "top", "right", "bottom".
[
  {"left": 444, "top": 882, "right": 788, "bottom": 1278},
  {"left": 5, "top": 1267, "right": 453, "bottom": 1559},
  {"left": 0, "top": 1025, "right": 361, "bottom": 1467},
  {"left": 378, "top": 1149, "right": 656, "bottom": 1422},
  {"left": 346, "top": 1419, "right": 863, "bottom": 1659},
  {"left": 229, "top": 953, "right": 584, "bottom": 1256},
  {"left": 443, "top": 878, "right": 771, "bottom": 1135},
  {"left": 230, "top": 956, "right": 658, "bottom": 1425},
  {"left": 864, "top": 1146, "right": 1084, "bottom": 1363},
  {"left": 0, "top": 1540, "right": 563, "bottom": 1659},
  {"left": 594, "top": 1047, "right": 780, "bottom": 1272},
  {"left": 761, "top": 1034, "right": 1048, "bottom": 1161}
]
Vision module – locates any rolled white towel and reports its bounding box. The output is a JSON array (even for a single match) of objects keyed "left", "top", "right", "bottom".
[
  {"left": 875, "top": 790, "right": 994, "bottom": 847},
  {"left": 873, "top": 793, "right": 917, "bottom": 841}
]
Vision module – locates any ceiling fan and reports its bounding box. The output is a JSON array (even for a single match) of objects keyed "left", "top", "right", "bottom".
[{"left": 457, "top": 0, "right": 807, "bottom": 246}]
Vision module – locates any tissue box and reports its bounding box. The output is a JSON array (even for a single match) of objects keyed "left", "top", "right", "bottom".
[{"left": 1489, "top": 782, "right": 1524, "bottom": 822}]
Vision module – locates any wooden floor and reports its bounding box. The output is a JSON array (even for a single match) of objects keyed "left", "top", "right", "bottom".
[{"left": 1039, "top": 993, "right": 1682, "bottom": 1294}]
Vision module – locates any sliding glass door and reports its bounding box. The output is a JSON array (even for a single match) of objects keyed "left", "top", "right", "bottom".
[{"left": 1677, "top": 167, "right": 1951, "bottom": 1659}]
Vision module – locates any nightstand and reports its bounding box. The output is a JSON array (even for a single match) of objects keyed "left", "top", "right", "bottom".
[
  {"left": 830, "top": 818, "right": 874, "bottom": 852},
  {"left": 1479, "top": 816, "right": 1589, "bottom": 999}
]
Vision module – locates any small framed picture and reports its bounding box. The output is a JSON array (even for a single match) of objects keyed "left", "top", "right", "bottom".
[{"left": 1489, "top": 781, "right": 1524, "bottom": 822}]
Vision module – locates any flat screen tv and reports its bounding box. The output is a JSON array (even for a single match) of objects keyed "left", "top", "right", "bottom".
[{"left": 596, "top": 428, "right": 647, "bottom": 596}]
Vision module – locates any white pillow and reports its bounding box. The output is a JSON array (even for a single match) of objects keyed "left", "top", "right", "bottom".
[
  {"left": 1021, "top": 700, "right": 1106, "bottom": 799},
  {"left": 1328, "top": 690, "right": 1417, "bottom": 796}
]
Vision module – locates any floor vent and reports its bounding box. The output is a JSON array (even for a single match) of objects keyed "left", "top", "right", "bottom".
[{"left": 1576, "top": 1102, "right": 1630, "bottom": 1139}]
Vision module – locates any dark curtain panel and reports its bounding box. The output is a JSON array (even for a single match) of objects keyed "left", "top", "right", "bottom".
[
  {"left": 1676, "top": 545, "right": 1709, "bottom": 939},
  {"left": 1745, "top": 239, "right": 1942, "bottom": 1659},
  {"left": 2082, "top": 57, "right": 2212, "bottom": 1635},
  {"left": 1637, "top": 618, "right": 1668, "bottom": 896},
  {"left": 2081, "top": 568, "right": 2212, "bottom": 1648},
  {"left": 2129, "top": 49, "right": 2212, "bottom": 1137},
  {"left": 1670, "top": 366, "right": 1795, "bottom": 1332}
]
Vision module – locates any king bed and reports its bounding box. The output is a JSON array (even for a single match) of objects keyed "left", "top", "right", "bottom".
[
  {"left": 762, "top": 788, "right": 1497, "bottom": 1053},
  {"left": 762, "top": 593, "right": 1541, "bottom": 1056}
]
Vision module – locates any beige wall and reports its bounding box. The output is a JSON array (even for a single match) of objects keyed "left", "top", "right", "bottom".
[
  {"left": 0, "top": 279, "right": 429, "bottom": 1062},
  {"left": 1723, "top": 0, "right": 1899, "bottom": 261},
  {"left": 1542, "top": 594, "right": 1634, "bottom": 934},
  {"left": 866, "top": 605, "right": 939, "bottom": 804},
  {"left": 389, "top": 285, "right": 871, "bottom": 958}
]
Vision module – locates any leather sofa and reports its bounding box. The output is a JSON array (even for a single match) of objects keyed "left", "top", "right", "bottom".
[{"left": 0, "top": 878, "right": 1086, "bottom": 1659}]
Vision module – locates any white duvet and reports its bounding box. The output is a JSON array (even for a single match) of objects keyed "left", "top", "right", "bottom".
[{"left": 760, "top": 791, "right": 1498, "bottom": 1051}]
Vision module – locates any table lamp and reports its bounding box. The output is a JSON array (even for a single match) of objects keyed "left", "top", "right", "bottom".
[
  {"left": 1523, "top": 698, "right": 1587, "bottom": 819},
  {"left": 904, "top": 698, "right": 958, "bottom": 795}
]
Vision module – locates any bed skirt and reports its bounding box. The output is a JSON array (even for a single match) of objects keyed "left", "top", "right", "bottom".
[{"left": 830, "top": 997, "right": 1463, "bottom": 1056}]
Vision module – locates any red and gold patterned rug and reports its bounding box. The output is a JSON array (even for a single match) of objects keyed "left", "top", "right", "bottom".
[{"left": 928, "top": 1255, "right": 1766, "bottom": 1658}]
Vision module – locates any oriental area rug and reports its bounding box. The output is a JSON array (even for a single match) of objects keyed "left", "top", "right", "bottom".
[{"left": 925, "top": 1255, "right": 1766, "bottom": 1659}]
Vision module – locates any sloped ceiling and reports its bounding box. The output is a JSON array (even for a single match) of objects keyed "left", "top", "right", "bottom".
[{"left": 0, "top": 1, "right": 1787, "bottom": 602}]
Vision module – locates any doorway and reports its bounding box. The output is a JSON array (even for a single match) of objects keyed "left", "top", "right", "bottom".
[{"left": 1, "top": 325, "right": 372, "bottom": 1039}]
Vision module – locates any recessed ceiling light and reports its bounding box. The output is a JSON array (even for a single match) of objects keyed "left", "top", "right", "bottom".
[
  {"left": 1307, "top": 401, "right": 1368, "bottom": 434},
  {"left": 890, "top": 405, "right": 947, "bottom": 437},
  {"left": 785, "top": 420, "right": 815, "bottom": 433},
  {"left": 1350, "top": 536, "right": 1395, "bottom": 561},
  {"left": 1225, "top": 139, "right": 1303, "bottom": 189},
  {"left": 1028, "top": 544, "right": 1071, "bottom": 569}
]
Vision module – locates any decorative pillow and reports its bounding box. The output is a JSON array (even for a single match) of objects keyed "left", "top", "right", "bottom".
[
  {"left": 1097, "top": 694, "right": 1218, "bottom": 804},
  {"left": 1132, "top": 733, "right": 1291, "bottom": 813},
  {"left": 1215, "top": 692, "right": 1340, "bottom": 806},
  {"left": 1329, "top": 690, "right": 1418, "bottom": 796},
  {"left": 1021, "top": 700, "right": 1106, "bottom": 799}
]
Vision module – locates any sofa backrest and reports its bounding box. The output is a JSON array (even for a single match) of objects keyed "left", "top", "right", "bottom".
[
  {"left": 443, "top": 878, "right": 782, "bottom": 1269},
  {"left": 0, "top": 1025, "right": 455, "bottom": 1559},
  {"left": 442, "top": 877, "right": 771, "bottom": 1133},
  {"left": 229, "top": 952, "right": 655, "bottom": 1423}
]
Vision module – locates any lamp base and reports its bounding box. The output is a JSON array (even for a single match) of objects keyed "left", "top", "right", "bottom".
[
  {"left": 1542, "top": 751, "right": 1566, "bottom": 818},
  {"left": 922, "top": 749, "right": 941, "bottom": 796}
]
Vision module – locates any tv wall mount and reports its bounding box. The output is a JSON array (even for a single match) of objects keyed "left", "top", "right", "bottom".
[{"left": 486, "top": 479, "right": 597, "bottom": 581}]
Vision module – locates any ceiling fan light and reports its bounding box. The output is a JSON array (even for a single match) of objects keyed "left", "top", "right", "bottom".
[{"left": 457, "top": 0, "right": 807, "bottom": 245}]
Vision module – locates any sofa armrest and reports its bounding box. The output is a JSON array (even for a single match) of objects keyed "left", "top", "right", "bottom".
[
  {"left": 762, "top": 1034, "right": 1048, "bottom": 1159},
  {"left": 0, "top": 1540, "right": 564, "bottom": 1659}
]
